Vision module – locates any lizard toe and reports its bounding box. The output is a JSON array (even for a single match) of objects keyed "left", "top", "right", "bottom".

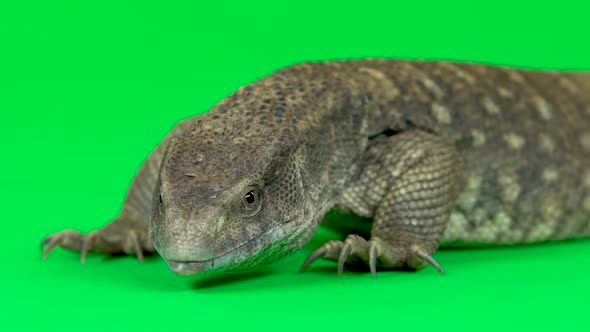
[
  {"left": 42, "top": 223, "right": 154, "bottom": 263},
  {"left": 300, "top": 240, "right": 342, "bottom": 272},
  {"left": 302, "top": 234, "right": 371, "bottom": 275},
  {"left": 369, "top": 238, "right": 444, "bottom": 275},
  {"left": 80, "top": 231, "right": 98, "bottom": 264},
  {"left": 301, "top": 235, "right": 444, "bottom": 276},
  {"left": 42, "top": 229, "right": 85, "bottom": 260},
  {"left": 127, "top": 231, "right": 144, "bottom": 263}
]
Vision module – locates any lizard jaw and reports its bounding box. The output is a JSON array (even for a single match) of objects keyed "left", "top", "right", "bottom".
[
  {"left": 163, "top": 219, "right": 299, "bottom": 276},
  {"left": 167, "top": 259, "right": 214, "bottom": 275},
  {"left": 163, "top": 225, "right": 275, "bottom": 275}
]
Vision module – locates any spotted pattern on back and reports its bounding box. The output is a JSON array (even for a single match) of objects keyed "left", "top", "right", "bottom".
[{"left": 184, "top": 60, "right": 590, "bottom": 246}]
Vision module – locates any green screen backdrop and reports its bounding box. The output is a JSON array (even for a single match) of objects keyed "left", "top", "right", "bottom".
[{"left": 1, "top": 1, "right": 589, "bottom": 331}]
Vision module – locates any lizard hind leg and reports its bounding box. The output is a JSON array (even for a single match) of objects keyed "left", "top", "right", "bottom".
[{"left": 302, "top": 129, "right": 463, "bottom": 276}]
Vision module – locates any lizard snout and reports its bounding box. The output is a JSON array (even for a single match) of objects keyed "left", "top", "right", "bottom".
[{"left": 150, "top": 206, "right": 222, "bottom": 275}]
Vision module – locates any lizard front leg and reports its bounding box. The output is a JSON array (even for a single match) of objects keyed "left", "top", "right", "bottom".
[
  {"left": 302, "top": 129, "right": 463, "bottom": 276},
  {"left": 42, "top": 119, "right": 193, "bottom": 263}
]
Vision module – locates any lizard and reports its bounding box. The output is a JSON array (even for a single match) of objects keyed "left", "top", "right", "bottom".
[{"left": 42, "top": 59, "right": 590, "bottom": 277}]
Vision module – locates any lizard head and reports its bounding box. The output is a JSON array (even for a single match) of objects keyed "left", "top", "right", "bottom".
[{"left": 149, "top": 115, "right": 318, "bottom": 276}]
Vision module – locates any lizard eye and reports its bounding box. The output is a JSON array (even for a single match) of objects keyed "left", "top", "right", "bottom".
[
  {"left": 241, "top": 188, "right": 262, "bottom": 216},
  {"left": 242, "top": 190, "right": 258, "bottom": 208}
]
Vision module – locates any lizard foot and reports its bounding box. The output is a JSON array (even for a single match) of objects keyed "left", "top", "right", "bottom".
[
  {"left": 42, "top": 221, "right": 153, "bottom": 263},
  {"left": 300, "top": 234, "right": 444, "bottom": 277}
]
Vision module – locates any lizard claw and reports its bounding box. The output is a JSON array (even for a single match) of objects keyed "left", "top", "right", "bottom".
[
  {"left": 80, "top": 231, "right": 98, "bottom": 264},
  {"left": 128, "top": 231, "right": 144, "bottom": 263},
  {"left": 300, "top": 246, "right": 328, "bottom": 272},
  {"left": 42, "top": 229, "right": 85, "bottom": 260},
  {"left": 337, "top": 241, "right": 353, "bottom": 276},
  {"left": 41, "top": 224, "right": 153, "bottom": 263},
  {"left": 301, "top": 235, "right": 444, "bottom": 276},
  {"left": 415, "top": 248, "right": 444, "bottom": 275},
  {"left": 369, "top": 241, "right": 379, "bottom": 278},
  {"left": 301, "top": 235, "right": 369, "bottom": 275},
  {"left": 42, "top": 237, "right": 59, "bottom": 260}
]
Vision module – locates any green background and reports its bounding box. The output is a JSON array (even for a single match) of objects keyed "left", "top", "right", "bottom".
[{"left": 1, "top": 0, "right": 589, "bottom": 331}]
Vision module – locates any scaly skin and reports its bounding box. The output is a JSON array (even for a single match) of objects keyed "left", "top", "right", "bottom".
[{"left": 42, "top": 59, "right": 590, "bottom": 276}]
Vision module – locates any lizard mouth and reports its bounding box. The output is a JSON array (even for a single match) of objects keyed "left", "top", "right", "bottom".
[
  {"left": 164, "top": 219, "right": 294, "bottom": 276},
  {"left": 166, "top": 243, "right": 243, "bottom": 276},
  {"left": 167, "top": 259, "right": 215, "bottom": 275},
  {"left": 165, "top": 226, "right": 273, "bottom": 276}
]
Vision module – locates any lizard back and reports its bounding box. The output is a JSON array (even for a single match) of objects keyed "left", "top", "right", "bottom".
[
  {"left": 258, "top": 60, "right": 590, "bottom": 244},
  {"left": 162, "top": 59, "right": 590, "bottom": 250}
]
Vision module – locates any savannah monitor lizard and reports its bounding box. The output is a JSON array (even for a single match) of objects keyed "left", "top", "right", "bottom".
[{"left": 42, "top": 59, "right": 590, "bottom": 277}]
